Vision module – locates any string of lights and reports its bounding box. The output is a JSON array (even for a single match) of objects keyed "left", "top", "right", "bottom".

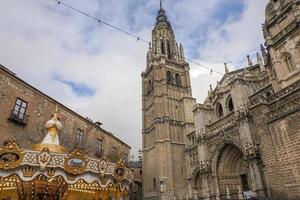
[{"left": 52, "top": 0, "right": 224, "bottom": 76}]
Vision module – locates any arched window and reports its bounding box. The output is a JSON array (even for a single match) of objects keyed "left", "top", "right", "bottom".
[
  {"left": 167, "top": 40, "right": 171, "bottom": 59},
  {"left": 160, "top": 39, "right": 165, "bottom": 55},
  {"left": 166, "top": 71, "right": 172, "bottom": 83},
  {"left": 175, "top": 73, "right": 181, "bottom": 86},
  {"left": 147, "top": 79, "right": 153, "bottom": 94},
  {"left": 283, "top": 53, "right": 296, "bottom": 73},
  {"left": 153, "top": 178, "right": 156, "bottom": 191},
  {"left": 216, "top": 103, "right": 224, "bottom": 118},
  {"left": 227, "top": 97, "right": 234, "bottom": 112}
]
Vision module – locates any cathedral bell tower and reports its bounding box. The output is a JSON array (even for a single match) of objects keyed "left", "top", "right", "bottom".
[
  {"left": 263, "top": 0, "right": 300, "bottom": 90},
  {"left": 142, "top": 2, "right": 195, "bottom": 200}
]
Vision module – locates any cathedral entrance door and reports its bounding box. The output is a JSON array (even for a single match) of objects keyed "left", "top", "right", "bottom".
[
  {"left": 216, "top": 144, "right": 248, "bottom": 199},
  {"left": 240, "top": 174, "right": 250, "bottom": 191}
]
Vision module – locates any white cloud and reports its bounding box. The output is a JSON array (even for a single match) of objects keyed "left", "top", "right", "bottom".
[{"left": 0, "top": 0, "right": 268, "bottom": 156}]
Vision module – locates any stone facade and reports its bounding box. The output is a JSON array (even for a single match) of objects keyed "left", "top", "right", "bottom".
[
  {"left": 264, "top": 0, "right": 300, "bottom": 90},
  {"left": 0, "top": 65, "right": 130, "bottom": 162},
  {"left": 188, "top": 65, "right": 270, "bottom": 199},
  {"left": 130, "top": 160, "right": 143, "bottom": 200},
  {"left": 141, "top": 4, "right": 195, "bottom": 200},
  {"left": 143, "top": 0, "right": 300, "bottom": 200}
]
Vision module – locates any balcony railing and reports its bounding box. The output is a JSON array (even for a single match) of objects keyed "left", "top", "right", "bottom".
[
  {"left": 95, "top": 149, "right": 104, "bottom": 158},
  {"left": 8, "top": 111, "right": 29, "bottom": 126}
]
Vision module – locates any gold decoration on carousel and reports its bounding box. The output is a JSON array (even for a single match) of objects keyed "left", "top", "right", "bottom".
[
  {"left": 64, "top": 146, "right": 87, "bottom": 175},
  {"left": 114, "top": 159, "right": 126, "bottom": 182},
  {"left": 38, "top": 147, "right": 51, "bottom": 172},
  {"left": 47, "top": 167, "right": 56, "bottom": 177},
  {"left": 0, "top": 138, "right": 24, "bottom": 169},
  {"left": 99, "top": 158, "right": 108, "bottom": 176},
  {"left": 21, "top": 165, "right": 37, "bottom": 177}
]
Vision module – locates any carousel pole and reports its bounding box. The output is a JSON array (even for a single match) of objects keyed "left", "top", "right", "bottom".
[
  {"left": 107, "top": 186, "right": 110, "bottom": 200},
  {"left": 95, "top": 187, "right": 99, "bottom": 200},
  {"left": 0, "top": 178, "right": 3, "bottom": 198}
]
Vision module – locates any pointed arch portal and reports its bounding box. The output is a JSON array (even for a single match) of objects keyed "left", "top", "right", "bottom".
[{"left": 216, "top": 144, "right": 250, "bottom": 198}]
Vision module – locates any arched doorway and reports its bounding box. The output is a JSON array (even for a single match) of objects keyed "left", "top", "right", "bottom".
[
  {"left": 216, "top": 144, "right": 250, "bottom": 198},
  {"left": 194, "top": 172, "right": 203, "bottom": 198}
]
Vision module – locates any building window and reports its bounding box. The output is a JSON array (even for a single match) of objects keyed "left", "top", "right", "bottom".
[
  {"left": 284, "top": 53, "right": 296, "bottom": 73},
  {"left": 175, "top": 73, "right": 181, "bottom": 86},
  {"left": 153, "top": 178, "right": 156, "bottom": 191},
  {"left": 12, "top": 98, "right": 28, "bottom": 121},
  {"left": 227, "top": 97, "right": 234, "bottom": 112},
  {"left": 140, "top": 170, "right": 142, "bottom": 175},
  {"left": 96, "top": 139, "right": 102, "bottom": 153},
  {"left": 123, "top": 153, "right": 128, "bottom": 163},
  {"left": 160, "top": 39, "right": 165, "bottom": 55},
  {"left": 147, "top": 79, "right": 154, "bottom": 94},
  {"left": 167, "top": 40, "right": 171, "bottom": 59},
  {"left": 166, "top": 71, "right": 173, "bottom": 83},
  {"left": 76, "top": 129, "right": 84, "bottom": 145},
  {"left": 192, "top": 136, "right": 195, "bottom": 145},
  {"left": 216, "top": 103, "right": 224, "bottom": 118}
]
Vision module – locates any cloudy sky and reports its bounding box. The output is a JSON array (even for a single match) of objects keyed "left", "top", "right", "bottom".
[{"left": 0, "top": 0, "right": 268, "bottom": 157}]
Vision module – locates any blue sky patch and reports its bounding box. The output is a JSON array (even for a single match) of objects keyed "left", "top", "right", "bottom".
[{"left": 53, "top": 73, "right": 96, "bottom": 97}]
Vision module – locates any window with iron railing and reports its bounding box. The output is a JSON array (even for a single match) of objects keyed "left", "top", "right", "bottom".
[
  {"left": 9, "top": 98, "right": 28, "bottom": 125},
  {"left": 75, "top": 129, "right": 84, "bottom": 145},
  {"left": 96, "top": 139, "right": 102, "bottom": 153}
]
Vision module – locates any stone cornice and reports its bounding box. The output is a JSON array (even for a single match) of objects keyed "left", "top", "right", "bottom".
[
  {"left": 142, "top": 116, "right": 183, "bottom": 134},
  {"left": 265, "top": 95, "right": 300, "bottom": 123},
  {"left": 265, "top": 1, "right": 298, "bottom": 28},
  {"left": 267, "top": 19, "right": 299, "bottom": 47}
]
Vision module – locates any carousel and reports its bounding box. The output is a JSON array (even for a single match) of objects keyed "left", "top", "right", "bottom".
[{"left": 0, "top": 106, "right": 133, "bottom": 200}]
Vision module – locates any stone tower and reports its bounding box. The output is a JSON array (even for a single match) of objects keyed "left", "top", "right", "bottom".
[
  {"left": 141, "top": 2, "right": 195, "bottom": 200},
  {"left": 263, "top": 0, "right": 300, "bottom": 90}
]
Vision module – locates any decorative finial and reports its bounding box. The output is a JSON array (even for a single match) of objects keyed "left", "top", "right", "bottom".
[
  {"left": 138, "top": 148, "right": 142, "bottom": 161},
  {"left": 44, "top": 104, "right": 62, "bottom": 143},
  {"left": 257, "top": 52, "right": 263, "bottom": 65},
  {"left": 224, "top": 62, "right": 229, "bottom": 73},
  {"left": 257, "top": 52, "right": 265, "bottom": 71},
  {"left": 160, "top": 0, "right": 163, "bottom": 9},
  {"left": 260, "top": 44, "right": 268, "bottom": 64},
  {"left": 247, "top": 55, "right": 253, "bottom": 67},
  {"left": 33, "top": 103, "right": 65, "bottom": 153},
  {"left": 53, "top": 104, "right": 59, "bottom": 120},
  {"left": 209, "top": 84, "right": 213, "bottom": 92},
  {"left": 179, "top": 43, "right": 185, "bottom": 59}
]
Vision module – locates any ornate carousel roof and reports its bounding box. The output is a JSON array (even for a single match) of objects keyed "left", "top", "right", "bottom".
[{"left": 0, "top": 106, "right": 133, "bottom": 200}]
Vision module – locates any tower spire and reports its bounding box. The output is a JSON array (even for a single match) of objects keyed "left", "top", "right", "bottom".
[
  {"left": 155, "top": 0, "right": 171, "bottom": 28},
  {"left": 224, "top": 62, "right": 229, "bottom": 74},
  {"left": 247, "top": 55, "right": 253, "bottom": 67}
]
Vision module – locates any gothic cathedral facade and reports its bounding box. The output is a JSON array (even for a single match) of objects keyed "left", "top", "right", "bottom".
[{"left": 142, "top": 0, "right": 300, "bottom": 200}]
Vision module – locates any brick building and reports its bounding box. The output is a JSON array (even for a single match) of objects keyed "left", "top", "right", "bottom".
[{"left": 0, "top": 64, "right": 130, "bottom": 161}]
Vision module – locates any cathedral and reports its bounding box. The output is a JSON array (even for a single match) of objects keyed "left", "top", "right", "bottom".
[{"left": 142, "top": 0, "right": 300, "bottom": 200}]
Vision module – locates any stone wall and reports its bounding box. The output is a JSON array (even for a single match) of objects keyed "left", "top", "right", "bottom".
[
  {"left": 250, "top": 80, "right": 300, "bottom": 200},
  {"left": 0, "top": 65, "right": 130, "bottom": 161}
]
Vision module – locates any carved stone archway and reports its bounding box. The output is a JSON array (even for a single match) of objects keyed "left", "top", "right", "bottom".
[
  {"left": 194, "top": 171, "right": 203, "bottom": 198},
  {"left": 216, "top": 144, "right": 249, "bottom": 198}
]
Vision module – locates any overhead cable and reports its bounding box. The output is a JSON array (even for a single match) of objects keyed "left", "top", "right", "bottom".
[{"left": 53, "top": 0, "right": 224, "bottom": 76}]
